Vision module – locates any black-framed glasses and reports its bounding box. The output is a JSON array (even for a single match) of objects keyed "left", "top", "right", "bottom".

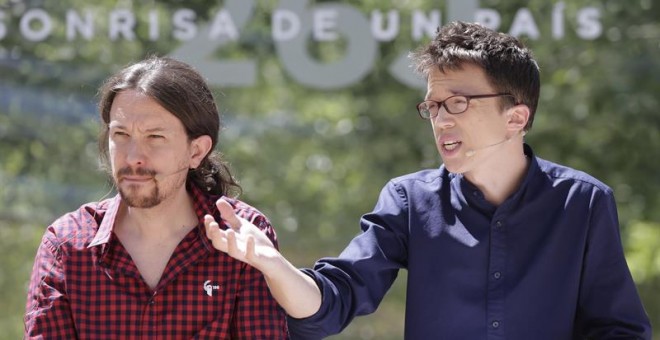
[{"left": 416, "top": 93, "right": 515, "bottom": 119}]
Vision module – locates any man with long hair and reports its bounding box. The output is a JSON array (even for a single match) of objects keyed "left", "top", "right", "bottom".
[{"left": 25, "top": 56, "right": 288, "bottom": 339}]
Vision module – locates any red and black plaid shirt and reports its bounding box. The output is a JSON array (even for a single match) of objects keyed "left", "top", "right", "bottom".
[{"left": 25, "top": 185, "right": 288, "bottom": 339}]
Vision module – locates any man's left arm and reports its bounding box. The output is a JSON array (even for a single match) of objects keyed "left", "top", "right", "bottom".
[{"left": 576, "top": 190, "right": 652, "bottom": 339}]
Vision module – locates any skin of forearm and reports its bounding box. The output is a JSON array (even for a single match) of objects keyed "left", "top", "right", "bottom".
[{"left": 262, "top": 253, "right": 322, "bottom": 319}]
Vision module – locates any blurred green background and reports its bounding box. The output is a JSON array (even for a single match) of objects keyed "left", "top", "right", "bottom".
[{"left": 1, "top": 0, "right": 658, "bottom": 339}]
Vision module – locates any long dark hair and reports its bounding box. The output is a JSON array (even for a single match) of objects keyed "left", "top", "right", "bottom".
[{"left": 97, "top": 56, "right": 241, "bottom": 196}]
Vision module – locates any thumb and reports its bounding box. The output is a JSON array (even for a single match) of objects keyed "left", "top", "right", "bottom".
[{"left": 216, "top": 197, "right": 241, "bottom": 230}]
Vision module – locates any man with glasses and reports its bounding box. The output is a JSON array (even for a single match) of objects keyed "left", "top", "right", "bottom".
[{"left": 204, "top": 21, "right": 651, "bottom": 339}]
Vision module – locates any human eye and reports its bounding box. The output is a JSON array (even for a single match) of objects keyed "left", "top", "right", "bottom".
[
  {"left": 447, "top": 96, "right": 468, "bottom": 105},
  {"left": 424, "top": 101, "right": 440, "bottom": 111},
  {"left": 111, "top": 130, "right": 129, "bottom": 138},
  {"left": 445, "top": 96, "right": 469, "bottom": 113},
  {"left": 418, "top": 101, "right": 438, "bottom": 118}
]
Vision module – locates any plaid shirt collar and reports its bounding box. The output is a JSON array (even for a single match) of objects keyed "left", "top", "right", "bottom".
[{"left": 87, "top": 184, "right": 216, "bottom": 253}]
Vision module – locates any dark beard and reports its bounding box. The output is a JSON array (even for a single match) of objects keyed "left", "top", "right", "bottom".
[
  {"left": 115, "top": 166, "right": 161, "bottom": 208},
  {"left": 119, "top": 183, "right": 161, "bottom": 208}
]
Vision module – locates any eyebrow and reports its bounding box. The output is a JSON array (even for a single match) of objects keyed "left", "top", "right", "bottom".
[
  {"left": 426, "top": 89, "right": 461, "bottom": 101},
  {"left": 108, "top": 124, "right": 169, "bottom": 133},
  {"left": 143, "top": 127, "right": 167, "bottom": 133}
]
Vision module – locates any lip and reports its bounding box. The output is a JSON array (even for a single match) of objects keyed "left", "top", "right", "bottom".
[
  {"left": 120, "top": 176, "right": 153, "bottom": 183},
  {"left": 437, "top": 135, "right": 463, "bottom": 157}
]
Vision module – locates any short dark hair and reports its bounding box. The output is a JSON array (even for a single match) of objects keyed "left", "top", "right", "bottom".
[
  {"left": 97, "top": 56, "right": 241, "bottom": 196},
  {"left": 410, "top": 21, "right": 540, "bottom": 131}
]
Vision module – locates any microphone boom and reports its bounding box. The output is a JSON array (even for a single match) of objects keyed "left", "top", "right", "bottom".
[{"left": 464, "top": 135, "right": 514, "bottom": 158}]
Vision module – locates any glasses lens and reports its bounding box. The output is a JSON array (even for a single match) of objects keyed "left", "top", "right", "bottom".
[
  {"left": 418, "top": 101, "right": 437, "bottom": 118},
  {"left": 445, "top": 96, "right": 469, "bottom": 114}
]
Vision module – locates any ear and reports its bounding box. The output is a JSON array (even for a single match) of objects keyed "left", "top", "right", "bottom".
[
  {"left": 189, "top": 135, "right": 213, "bottom": 169},
  {"left": 506, "top": 104, "right": 530, "bottom": 134}
]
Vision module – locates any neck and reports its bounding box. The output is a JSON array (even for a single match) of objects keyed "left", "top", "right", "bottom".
[
  {"left": 117, "top": 186, "right": 199, "bottom": 237},
  {"left": 464, "top": 141, "right": 529, "bottom": 206}
]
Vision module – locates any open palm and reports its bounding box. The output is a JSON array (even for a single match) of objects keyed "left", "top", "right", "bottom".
[{"left": 204, "top": 198, "right": 280, "bottom": 272}]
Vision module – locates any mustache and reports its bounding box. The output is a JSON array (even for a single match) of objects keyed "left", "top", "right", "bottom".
[{"left": 116, "top": 166, "right": 157, "bottom": 178}]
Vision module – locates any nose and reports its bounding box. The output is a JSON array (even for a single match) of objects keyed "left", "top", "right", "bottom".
[
  {"left": 431, "top": 108, "right": 455, "bottom": 130},
  {"left": 125, "top": 140, "right": 146, "bottom": 166}
]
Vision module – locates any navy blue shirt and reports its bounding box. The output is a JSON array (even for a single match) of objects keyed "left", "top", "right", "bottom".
[{"left": 288, "top": 145, "right": 651, "bottom": 339}]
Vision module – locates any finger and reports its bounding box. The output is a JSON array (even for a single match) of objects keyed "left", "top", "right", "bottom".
[
  {"left": 210, "top": 230, "right": 227, "bottom": 250},
  {"left": 204, "top": 215, "right": 215, "bottom": 234},
  {"left": 216, "top": 198, "right": 241, "bottom": 230},
  {"left": 205, "top": 216, "right": 228, "bottom": 250},
  {"left": 245, "top": 235, "right": 256, "bottom": 262},
  {"left": 204, "top": 215, "right": 218, "bottom": 237},
  {"left": 225, "top": 229, "right": 240, "bottom": 257}
]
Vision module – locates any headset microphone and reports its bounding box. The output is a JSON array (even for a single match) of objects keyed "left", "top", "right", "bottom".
[
  {"left": 153, "top": 166, "right": 190, "bottom": 181},
  {"left": 464, "top": 130, "right": 525, "bottom": 158}
]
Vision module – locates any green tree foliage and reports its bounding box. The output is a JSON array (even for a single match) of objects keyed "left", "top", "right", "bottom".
[{"left": 1, "top": 0, "right": 658, "bottom": 338}]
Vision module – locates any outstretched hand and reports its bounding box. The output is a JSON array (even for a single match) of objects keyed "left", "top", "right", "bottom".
[
  {"left": 206, "top": 198, "right": 323, "bottom": 318},
  {"left": 204, "top": 198, "right": 280, "bottom": 272}
]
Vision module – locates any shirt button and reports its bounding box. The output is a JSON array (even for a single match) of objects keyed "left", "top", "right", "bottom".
[
  {"left": 148, "top": 299, "right": 155, "bottom": 305},
  {"left": 492, "top": 321, "right": 500, "bottom": 328},
  {"left": 493, "top": 271, "right": 501, "bottom": 279}
]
